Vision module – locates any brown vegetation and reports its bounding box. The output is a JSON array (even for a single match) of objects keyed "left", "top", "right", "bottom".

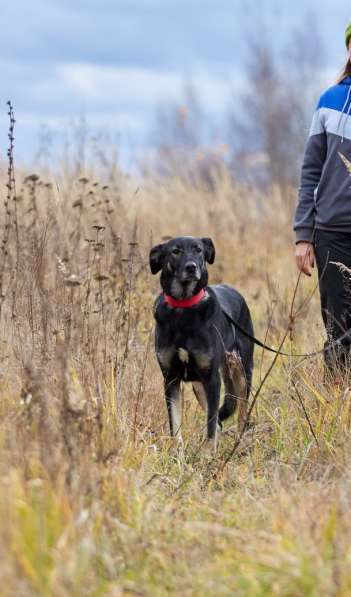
[{"left": 1, "top": 116, "right": 351, "bottom": 594}]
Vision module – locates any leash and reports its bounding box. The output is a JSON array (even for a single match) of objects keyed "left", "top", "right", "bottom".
[
  {"left": 221, "top": 309, "right": 351, "bottom": 359},
  {"left": 159, "top": 289, "right": 351, "bottom": 360}
]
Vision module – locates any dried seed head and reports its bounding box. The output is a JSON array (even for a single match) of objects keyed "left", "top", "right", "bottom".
[
  {"left": 93, "top": 242, "right": 105, "bottom": 252},
  {"left": 66, "top": 373, "right": 87, "bottom": 414},
  {"left": 64, "top": 275, "right": 81, "bottom": 287},
  {"left": 94, "top": 273, "right": 110, "bottom": 282},
  {"left": 56, "top": 255, "right": 69, "bottom": 276},
  {"left": 24, "top": 173, "right": 40, "bottom": 183}
]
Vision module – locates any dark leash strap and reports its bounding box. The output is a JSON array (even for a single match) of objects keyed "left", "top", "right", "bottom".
[
  {"left": 157, "top": 290, "right": 351, "bottom": 360},
  {"left": 221, "top": 309, "right": 351, "bottom": 359}
]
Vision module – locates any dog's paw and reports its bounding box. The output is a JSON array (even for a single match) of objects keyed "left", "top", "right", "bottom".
[
  {"left": 169, "top": 434, "right": 185, "bottom": 460},
  {"left": 202, "top": 437, "right": 217, "bottom": 456}
]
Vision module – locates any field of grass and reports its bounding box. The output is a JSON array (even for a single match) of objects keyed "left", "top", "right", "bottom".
[{"left": 1, "top": 151, "right": 351, "bottom": 596}]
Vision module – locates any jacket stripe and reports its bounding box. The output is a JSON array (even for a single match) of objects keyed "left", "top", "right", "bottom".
[
  {"left": 294, "top": 77, "right": 351, "bottom": 241},
  {"left": 309, "top": 107, "right": 351, "bottom": 142}
]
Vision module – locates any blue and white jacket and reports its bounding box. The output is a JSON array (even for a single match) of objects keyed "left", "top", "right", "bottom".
[{"left": 294, "top": 76, "right": 351, "bottom": 242}]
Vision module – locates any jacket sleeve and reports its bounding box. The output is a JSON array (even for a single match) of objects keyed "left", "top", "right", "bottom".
[{"left": 294, "top": 107, "right": 327, "bottom": 243}]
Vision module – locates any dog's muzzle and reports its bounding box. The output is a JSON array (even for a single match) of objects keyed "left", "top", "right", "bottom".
[{"left": 181, "top": 261, "right": 201, "bottom": 281}]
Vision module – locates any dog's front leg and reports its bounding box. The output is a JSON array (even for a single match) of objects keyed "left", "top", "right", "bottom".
[
  {"left": 164, "top": 377, "right": 183, "bottom": 442},
  {"left": 202, "top": 371, "right": 221, "bottom": 452}
]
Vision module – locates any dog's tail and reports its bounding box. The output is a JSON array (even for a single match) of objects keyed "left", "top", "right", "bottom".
[{"left": 218, "top": 395, "right": 236, "bottom": 421}]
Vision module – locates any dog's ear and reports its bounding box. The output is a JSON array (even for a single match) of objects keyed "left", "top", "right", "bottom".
[
  {"left": 149, "top": 243, "right": 166, "bottom": 274},
  {"left": 201, "top": 237, "right": 215, "bottom": 264}
]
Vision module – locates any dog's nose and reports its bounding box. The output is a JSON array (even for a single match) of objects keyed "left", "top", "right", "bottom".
[{"left": 185, "top": 262, "right": 197, "bottom": 273}]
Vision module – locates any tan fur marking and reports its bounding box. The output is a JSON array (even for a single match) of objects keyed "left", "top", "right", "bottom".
[
  {"left": 171, "top": 401, "right": 183, "bottom": 440},
  {"left": 178, "top": 348, "right": 189, "bottom": 363},
  {"left": 157, "top": 348, "right": 174, "bottom": 369},
  {"left": 169, "top": 387, "right": 183, "bottom": 440},
  {"left": 192, "top": 382, "right": 207, "bottom": 410},
  {"left": 193, "top": 351, "right": 212, "bottom": 370}
]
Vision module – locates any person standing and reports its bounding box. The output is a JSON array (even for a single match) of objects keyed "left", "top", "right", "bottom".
[{"left": 294, "top": 22, "right": 351, "bottom": 373}]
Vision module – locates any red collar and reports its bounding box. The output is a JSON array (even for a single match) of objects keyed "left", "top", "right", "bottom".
[{"left": 164, "top": 288, "right": 206, "bottom": 308}]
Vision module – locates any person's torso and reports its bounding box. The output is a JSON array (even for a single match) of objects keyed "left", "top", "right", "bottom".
[{"left": 314, "top": 77, "right": 351, "bottom": 229}]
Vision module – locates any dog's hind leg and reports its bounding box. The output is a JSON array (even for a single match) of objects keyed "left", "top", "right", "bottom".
[
  {"left": 219, "top": 351, "right": 248, "bottom": 431},
  {"left": 219, "top": 363, "right": 237, "bottom": 422},
  {"left": 165, "top": 378, "right": 183, "bottom": 442},
  {"left": 192, "top": 382, "right": 207, "bottom": 410},
  {"left": 193, "top": 382, "right": 222, "bottom": 446}
]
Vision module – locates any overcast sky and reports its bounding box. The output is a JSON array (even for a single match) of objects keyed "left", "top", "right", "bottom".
[{"left": 0, "top": 0, "right": 349, "bottom": 168}]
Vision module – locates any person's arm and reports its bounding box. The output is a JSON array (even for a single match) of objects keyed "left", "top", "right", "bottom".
[{"left": 294, "top": 104, "right": 327, "bottom": 243}]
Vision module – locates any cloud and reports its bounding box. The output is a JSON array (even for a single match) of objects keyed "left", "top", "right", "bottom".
[
  {"left": 1, "top": 0, "right": 349, "bottom": 164},
  {"left": 0, "top": 0, "right": 248, "bottom": 70},
  {"left": 57, "top": 62, "right": 243, "bottom": 108},
  {"left": 58, "top": 63, "right": 184, "bottom": 105},
  {"left": 0, "top": 57, "right": 246, "bottom": 166},
  {"left": 1, "top": 57, "right": 243, "bottom": 130}
]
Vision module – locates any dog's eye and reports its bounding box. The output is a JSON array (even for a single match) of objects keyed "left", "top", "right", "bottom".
[
  {"left": 172, "top": 248, "right": 181, "bottom": 255},
  {"left": 195, "top": 247, "right": 202, "bottom": 253}
]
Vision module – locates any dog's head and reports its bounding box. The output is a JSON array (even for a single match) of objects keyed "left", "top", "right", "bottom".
[{"left": 149, "top": 236, "right": 215, "bottom": 299}]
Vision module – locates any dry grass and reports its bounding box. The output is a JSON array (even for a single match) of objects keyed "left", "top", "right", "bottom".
[{"left": 0, "top": 154, "right": 351, "bottom": 596}]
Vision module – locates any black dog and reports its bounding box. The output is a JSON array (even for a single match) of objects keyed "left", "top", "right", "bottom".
[{"left": 149, "top": 236, "right": 254, "bottom": 451}]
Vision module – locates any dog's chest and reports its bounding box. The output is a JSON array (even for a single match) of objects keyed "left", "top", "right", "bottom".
[
  {"left": 154, "top": 300, "right": 219, "bottom": 380},
  {"left": 157, "top": 344, "right": 212, "bottom": 380}
]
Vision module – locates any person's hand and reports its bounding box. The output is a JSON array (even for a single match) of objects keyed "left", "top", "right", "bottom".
[{"left": 295, "top": 242, "right": 315, "bottom": 277}]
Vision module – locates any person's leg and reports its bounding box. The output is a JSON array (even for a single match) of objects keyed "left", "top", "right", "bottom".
[{"left": 314, "top": 230, "right": 351, "bottom": 373}]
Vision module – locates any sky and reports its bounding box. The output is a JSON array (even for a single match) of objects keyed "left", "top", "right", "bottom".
[{"left": 0, "top": 0, "right": 349, "bottom": 169}]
